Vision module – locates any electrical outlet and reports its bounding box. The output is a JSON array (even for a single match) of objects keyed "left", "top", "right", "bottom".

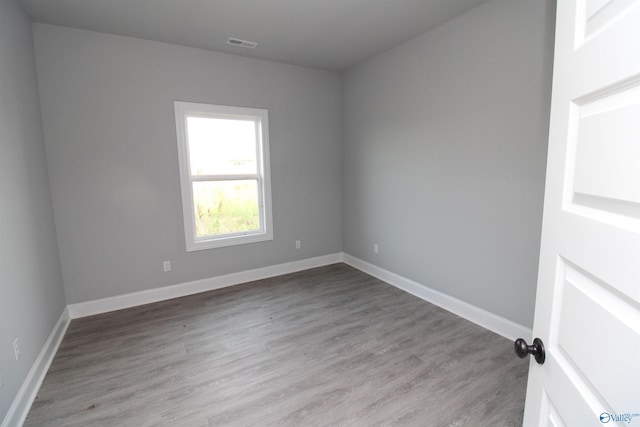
[
  {"left": 13, "top": 338, "right": 20, "bottom": 361},
  {"left": 374, "top": 243, "right": 379, "bottom": 254},
  {"left": 163, "top": 260, "right": 171, "bottom": 272},
  {"left": 295, "top": 240, "right": 301, "bottom": 249}
]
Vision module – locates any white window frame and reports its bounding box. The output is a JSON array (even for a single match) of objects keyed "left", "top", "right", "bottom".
[{"left": 174, "top": 101, "right": 273, "bottom": 251}]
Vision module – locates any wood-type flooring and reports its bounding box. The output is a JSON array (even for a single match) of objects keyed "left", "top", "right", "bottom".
[{"left": 25, "top": 263, "right": 528, "bottom": 426}]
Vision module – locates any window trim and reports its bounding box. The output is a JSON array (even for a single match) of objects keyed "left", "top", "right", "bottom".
[{"left": 174, "top": 101, "right": 273, "bottom": 251}]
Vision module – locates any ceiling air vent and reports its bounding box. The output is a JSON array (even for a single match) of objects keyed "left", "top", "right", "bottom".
[{"left": 226, "top": 38, "right": 257, "bottom": 49}]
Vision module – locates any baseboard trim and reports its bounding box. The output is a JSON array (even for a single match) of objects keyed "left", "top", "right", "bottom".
[
  {"left": 1, "top": 308, "right": 70, "bottom": 427},
  {"left": 342, "top": 253, "right": 531, "bottom": 341},
  {"left": 67, "top": 253, "right": 343, "bottom": 319},
  {"left": 68, "top": 252, "right": 532, "bottom": 339}
]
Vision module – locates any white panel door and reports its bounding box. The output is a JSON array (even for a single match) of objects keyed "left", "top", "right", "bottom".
[{"left": 522, "top": 1, "right": 640, "bottom": 426}]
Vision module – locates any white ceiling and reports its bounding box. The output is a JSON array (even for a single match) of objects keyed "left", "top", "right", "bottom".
[{"left": 21, "top": 0, "right": 489, "bottom": 72}]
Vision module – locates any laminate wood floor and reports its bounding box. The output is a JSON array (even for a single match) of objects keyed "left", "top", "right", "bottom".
[{"left": 26, "top": 264, "right": 528, "bottom": 426}]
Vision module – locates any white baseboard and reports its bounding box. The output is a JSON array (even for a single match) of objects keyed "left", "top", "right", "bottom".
[
  {"left": 342, "top": 253, "right": 532, "bottom": 341},
  {"left": 1, "top": 308, "right": 70, "bottom": 427},
  {"left": 68, "top": 251, "right": 531, "bottom": 339},
  {"left": 67, "top": 253, "right": 343, "bottom": 319}
]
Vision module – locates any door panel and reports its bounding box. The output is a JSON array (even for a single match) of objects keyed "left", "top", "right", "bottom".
[
  {"left": 581, "top": 0, "right": 638, "bottom": 41},
  {"left": 573, "top": 85, "right": 640, "bottom": 204},
  {"left": 556, "top": 261, "right": 639, "bottom": 411}
]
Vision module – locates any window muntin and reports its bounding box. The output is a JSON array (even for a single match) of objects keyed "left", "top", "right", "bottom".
[{"left": 175, "top": 102, "right": 273, "bottom": 251}]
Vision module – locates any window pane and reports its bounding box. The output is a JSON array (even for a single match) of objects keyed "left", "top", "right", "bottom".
[
  {"left": 186, "top": 116, "right": 257, "bottom": 175},
  {"left": 192, "top": 180, "right": 260, "bottom": 238}
]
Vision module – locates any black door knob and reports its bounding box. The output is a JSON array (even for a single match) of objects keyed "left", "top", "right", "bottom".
[{"left": 514, "top": 337, "right": 545, "bottom": 365}]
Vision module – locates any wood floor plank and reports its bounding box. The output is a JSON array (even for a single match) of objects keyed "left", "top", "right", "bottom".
[{"left": 25, "top": 264, "right": 528, "bottom": 426}]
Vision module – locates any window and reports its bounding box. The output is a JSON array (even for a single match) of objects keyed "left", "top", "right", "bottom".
[{"left": 174, "top": 102, "right": 273, "bottom": 251}]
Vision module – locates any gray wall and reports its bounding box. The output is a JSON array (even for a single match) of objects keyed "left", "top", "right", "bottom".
[
  {"left": 0, "top": 0, "right": 67, "bottom": 420},
  {"left": 342, "top": 0, "right": 555, "bottom": 328},
  {"left": 33, "top": 24, "right": 343, "bottom": 304}
]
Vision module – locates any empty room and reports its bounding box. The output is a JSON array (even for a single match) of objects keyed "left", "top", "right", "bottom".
[{"left": 1, "top": 0, "right": 638, "bottom": 425}]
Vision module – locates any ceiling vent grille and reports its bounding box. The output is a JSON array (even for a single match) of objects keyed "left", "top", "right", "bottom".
[{"left": 226, "top": 38, "right": 257, "bottom": 49}]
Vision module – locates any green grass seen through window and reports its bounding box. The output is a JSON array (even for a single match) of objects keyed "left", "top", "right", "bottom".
[{"left": 193, "top": 180, "right": 259, "bottom": 237}]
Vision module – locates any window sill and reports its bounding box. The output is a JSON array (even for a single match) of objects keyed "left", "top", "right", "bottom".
[{"left": 186, "top": 231, "right": 273, "bottom": 251}]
